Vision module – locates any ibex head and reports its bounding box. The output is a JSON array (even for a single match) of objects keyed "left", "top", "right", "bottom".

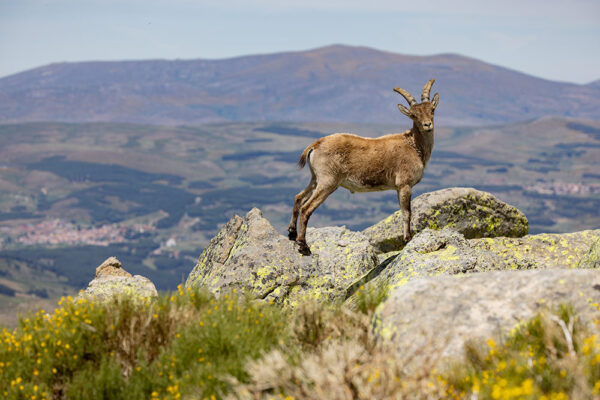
[{"left": 394, "top": 79, "right": 439, "bottom": 133}]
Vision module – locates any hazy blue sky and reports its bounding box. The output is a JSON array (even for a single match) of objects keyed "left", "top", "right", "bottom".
[{"left": 1, "top": 0, "right": 599, "bottom": 83}]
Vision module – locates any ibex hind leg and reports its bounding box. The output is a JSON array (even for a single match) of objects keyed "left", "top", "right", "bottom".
[
  {"left": 288, "top": 177, "right": 316, "bottom": 241},
  {"left": 296, "top": 184, "right": 337, "bottom": 255}
]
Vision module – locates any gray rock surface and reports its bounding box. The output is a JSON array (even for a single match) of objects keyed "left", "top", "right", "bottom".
[
  {"left": 349, "top": 228, "right": 600, "bottom": 296},
  {"left": 374, "top": 268, "right": 600, "bottom": 367},
  {"left": 372, "top": 228, "right": 534, "bottom": 290},
  {"left": 362, "top": 187, "right": 528, "bottom": 253},
  {"left": 186, "top": 208, "right": 378, "bottom": 305},
  {"left": 79, "top": 257, "right": 158, "bottom": 302}
]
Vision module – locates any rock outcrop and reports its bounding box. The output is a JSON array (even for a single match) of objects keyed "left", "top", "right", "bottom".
[
  {"left": 79, "top": 257, "right": 158, "bottom": 302},
  {"left": 185, "top": 208, "right": 378, "bottom": 305},
  {"left": 353, "top": 228, "right": 600, "bottom": 293},
  {"left": 182, "top": 186, "right": 599, "bottom": 372},
  {"left": 363, "top": 187, "right": 528, "bottom": 253},
  {"left": 373, "top": 269, "right": 600, "bottom": 367}
]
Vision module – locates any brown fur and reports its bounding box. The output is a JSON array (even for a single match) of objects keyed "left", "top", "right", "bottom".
[{"left": 288, "top": 80, "right": 439, "bottom": 255}]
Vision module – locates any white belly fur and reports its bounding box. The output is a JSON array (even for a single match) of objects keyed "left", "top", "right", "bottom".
[{"left": 340, "top": 178, "right": 394, "bottom": 193}]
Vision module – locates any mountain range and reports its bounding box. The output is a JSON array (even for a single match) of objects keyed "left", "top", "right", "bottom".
[{"left": 1, "top": 45, "right": 599, "bottom": 126}]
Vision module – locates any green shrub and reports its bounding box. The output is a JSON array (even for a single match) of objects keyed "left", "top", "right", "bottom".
[
  {"left": 0, "top": 287, "right": 288, "bottom": 400},
  {"left": 351, "top": 281, "right": 389, "bottom": 315}
]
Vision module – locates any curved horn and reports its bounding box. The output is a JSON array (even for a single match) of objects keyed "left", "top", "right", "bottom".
[
  {"left": 421, "top": 79, "right": 435, "bottom": 102},
  {"left": 393, "top": 87, "right": 417, "bottom": 106}
]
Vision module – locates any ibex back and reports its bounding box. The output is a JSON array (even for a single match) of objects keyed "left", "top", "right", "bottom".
[{"left": 288, "top": 79, "right": 439, "bottom": 255}]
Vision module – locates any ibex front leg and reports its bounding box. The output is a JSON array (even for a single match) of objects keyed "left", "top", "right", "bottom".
[{"left": 398, "top": 185, "right": 412, "bottom": 242}]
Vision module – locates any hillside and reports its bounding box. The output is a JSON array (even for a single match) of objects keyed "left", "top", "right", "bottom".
[
  {"left": 1, "top": 190, "right": 599, "bottom": 398},
  {"left": 0, "top": 117, "right": 598, "bottom": 322},
  {"left": 1, "top": 45, "right": 600, "bottom": 126}
]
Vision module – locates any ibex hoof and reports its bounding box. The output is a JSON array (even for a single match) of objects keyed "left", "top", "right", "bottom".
[
  {"left": 288, "top": 228, "right": 297, "bottom": 241},
  {"left": 403, "top": 233, "right": 412, "bottom": 242},
  {"left": 296, "top": 240, "right": 311, "bottom": 256}
]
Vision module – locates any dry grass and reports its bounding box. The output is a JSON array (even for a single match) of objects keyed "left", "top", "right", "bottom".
[{"left": 228, "top": 300, "right": 447, "bottom": 400}]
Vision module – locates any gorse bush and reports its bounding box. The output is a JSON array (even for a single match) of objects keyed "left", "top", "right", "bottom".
[
  {"left": 1, "top": 285, "right": 599, "bottom": 400},
  {"left": 445, "top": 304, "right": 600, "bottom": 399},
  {"left": 0, "top": 287, "right": 287, "bottom": 400}
]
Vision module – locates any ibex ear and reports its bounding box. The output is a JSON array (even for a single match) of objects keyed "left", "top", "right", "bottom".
[
  {"left": 397, "top": 104, "right": 411, "bottom": 117},
  {"left": 431, "top": 93, "right": 439, "bottom": 110}
]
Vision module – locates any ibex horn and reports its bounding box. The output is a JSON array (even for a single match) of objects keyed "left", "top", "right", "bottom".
[
  {"left": 393, "top": 87, "right": 417, "bottom": 106},
  {"left": 421, "top": 79, "right": 435, "bottom": 102}
]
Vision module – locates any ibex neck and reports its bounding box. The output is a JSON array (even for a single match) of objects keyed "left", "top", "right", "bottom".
[{"left": 411, "top": 122, "right": 434, "bottom": 166}]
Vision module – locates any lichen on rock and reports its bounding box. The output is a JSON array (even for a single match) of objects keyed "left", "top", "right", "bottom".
[
  {"left": 362, "top": 187, "right": 528, "bottom": 253},
  {"left": 578, "top": 237, "right": 600, "bottom": 269},
  {"left": 350, "top": 228, "right": 600, "bottom": 296},
  {"left": 185, "top": 208, "right": 378, "bottom": 305},
  {"left": 471, "top": 229, "right": 600, "bottom": 270},
  {"left": 357, "top": 228, "right": 535, "bottom": 293}
]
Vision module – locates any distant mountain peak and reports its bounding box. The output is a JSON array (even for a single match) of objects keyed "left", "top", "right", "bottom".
[
  {"left": 0, "top": 46, "right": 599, "bottom": 126},
  {"left": 587, "top": 79, "right": 600, "bottom": 87}
]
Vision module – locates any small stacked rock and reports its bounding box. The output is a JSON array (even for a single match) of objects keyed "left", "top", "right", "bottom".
[{"left": 79, "top": 257, "right": 158, "bottom": 302}]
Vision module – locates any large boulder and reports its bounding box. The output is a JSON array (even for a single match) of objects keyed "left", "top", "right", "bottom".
[
  {"left": 185, "top": 208, "right": 378, "bottom": 305},
  {"left": 352, "top": 228, "right": 600, "bottom": 294},
  {"left": 362, "top": 187, "right": 528, "bottom": 253},
  {"left": 365, "top": 228, "right": 533, "bottom": 292},
  {"left": 373, "top": 268, "right": 600, "bottom": 367},
  {"left": 79, "top": 257, "right": 158, "bottom": 302}
]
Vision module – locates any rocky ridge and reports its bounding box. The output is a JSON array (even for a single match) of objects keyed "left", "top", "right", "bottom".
[
  {"left": 182, "top": 187, "right": 599, "bottom": 366},
  {"left": 80, "top": 187, "right": 600, "bottom": 367}
]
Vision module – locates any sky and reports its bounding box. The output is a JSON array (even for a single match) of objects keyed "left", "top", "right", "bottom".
[{"left": 0, "top": 0, "right": 599, "bottom": 84}]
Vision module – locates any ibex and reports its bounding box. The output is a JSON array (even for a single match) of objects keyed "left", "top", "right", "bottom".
[{"left": 288, "top": 79, "right": 439, "bottom": 255}]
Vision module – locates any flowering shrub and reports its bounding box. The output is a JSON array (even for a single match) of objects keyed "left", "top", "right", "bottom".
[
  {"left": 445, "top": 304, "right": 600, "bottom": 399},
  {"left": 1, "top": 284, "right": 599, "bottom": 400},
  {"left": 0, "top": 287, "right": 287, "bottom": 399}
]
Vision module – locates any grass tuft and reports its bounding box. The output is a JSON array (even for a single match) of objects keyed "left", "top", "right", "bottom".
[{"left": 351, "top": 280, "right": 389, "bottom": 315}]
